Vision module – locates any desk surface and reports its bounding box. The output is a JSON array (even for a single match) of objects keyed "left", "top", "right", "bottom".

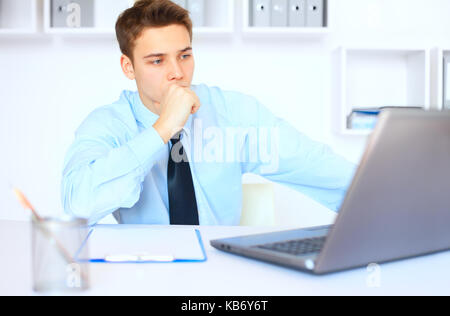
[{"left": 1, "top": 220, "right": 450, "bottom": 296}]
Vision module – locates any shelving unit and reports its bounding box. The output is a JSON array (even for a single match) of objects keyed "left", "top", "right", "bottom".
[
  {"left": 431, "top": 48, "right": 450, "bottom": 110},
  {"left": 0, "top": 0, "right": 37, "bottom": 35},
  {"left": 42, "top": 0, "right": 234, "bottom": 37},
  {"left": 43, "top": 0, "right": 131, "bottom": 35},
  {"left": 0, "top": 1, "right": 443, "bottom": 134},
  {"left": 242, "top": 0, "right": 331, "bottom": 38},
  {"left": 332, "top": 47, "right": 431, "bottom": 136}
]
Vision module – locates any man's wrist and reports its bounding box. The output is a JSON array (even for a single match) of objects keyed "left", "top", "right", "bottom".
[{"left": 153, "top": 119, "right": 172, "bottom": 144}]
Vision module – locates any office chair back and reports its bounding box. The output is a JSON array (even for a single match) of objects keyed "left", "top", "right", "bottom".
[{"left": 240, "top": 183, "right": 275, "bottom": 226}]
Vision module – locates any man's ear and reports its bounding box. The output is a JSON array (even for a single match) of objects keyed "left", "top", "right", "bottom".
[{"left": 120, "top": 54, "right": 135, "bottom": 80}]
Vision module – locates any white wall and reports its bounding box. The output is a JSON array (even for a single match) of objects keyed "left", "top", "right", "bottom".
[{"left": 1, "top": 0, "right": 450, "bottom": 224}]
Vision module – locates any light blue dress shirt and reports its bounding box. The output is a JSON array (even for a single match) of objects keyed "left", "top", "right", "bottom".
[{"left": 61, "top": 84, "right": 356, "bottom": 225}]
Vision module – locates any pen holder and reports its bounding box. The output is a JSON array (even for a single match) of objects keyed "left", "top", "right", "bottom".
[{"left": 31, "top": 216, "right": 90, "bottom": 293}]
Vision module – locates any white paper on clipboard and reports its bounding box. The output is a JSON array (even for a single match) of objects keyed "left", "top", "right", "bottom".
[{"left": 80, "top": 224, "right": 206, "bottom": 262}]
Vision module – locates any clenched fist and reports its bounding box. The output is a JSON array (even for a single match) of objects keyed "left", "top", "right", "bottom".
[{"left": 153, "top": 82, "right": 201, "bottom": 144}]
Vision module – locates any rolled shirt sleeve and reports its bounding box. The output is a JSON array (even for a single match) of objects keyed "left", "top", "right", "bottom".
[
  {"left": 221, "top": 89, "right": 357, "bottom": 212},
  {"left": 61, "top": 108, "right": 165, "bottom": 225}
]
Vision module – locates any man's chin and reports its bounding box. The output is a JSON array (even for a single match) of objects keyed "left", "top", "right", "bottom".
[{"left": 150, "top": 100, "right": 162, "bottom": 115}]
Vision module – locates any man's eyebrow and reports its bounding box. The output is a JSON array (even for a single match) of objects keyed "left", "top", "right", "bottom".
[{"left": 143, "top": 47, "right": 192, "bottom": 59}]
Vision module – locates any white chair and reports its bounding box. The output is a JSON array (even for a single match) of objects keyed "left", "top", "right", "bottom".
[{"left": 240, "top": 183, "right": 275, "bottom": 226}]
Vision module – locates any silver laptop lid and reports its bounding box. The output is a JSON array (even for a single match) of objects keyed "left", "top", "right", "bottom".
[{"left": 315, "top": 109, "right": 450, "bottom": 274}]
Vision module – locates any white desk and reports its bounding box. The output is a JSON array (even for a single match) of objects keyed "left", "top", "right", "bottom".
[{"left": 1, "top": 220, "right": 450, "bottom": 296}]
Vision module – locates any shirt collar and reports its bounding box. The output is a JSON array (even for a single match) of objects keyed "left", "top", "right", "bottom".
[{"left": 128, "top": 91, "right": 159, "bottom": 129}]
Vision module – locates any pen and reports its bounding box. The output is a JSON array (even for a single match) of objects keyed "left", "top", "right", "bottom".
[{"left": 12, "top": 188, "right": 89, "bottom": 283}]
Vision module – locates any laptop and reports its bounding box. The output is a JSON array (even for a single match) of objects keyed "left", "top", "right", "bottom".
[{"left": 211, "top": 109, "right": 450, "bottom": 275}]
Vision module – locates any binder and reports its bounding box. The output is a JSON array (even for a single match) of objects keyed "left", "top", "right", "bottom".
[
  {"left": 187, "top": 0, "right": 205, "bottom": 27},
  {"left": 171, "top": 0, "right": 187, "bottom": 9},
  {"left": 347, "top": 111, "right": 378, "bottom": 130},
  {"left": 444, "top": 53, "right": 450, "bottom": 110},
  {"left": 51, "top": 0, "right": 94, "bottom": 28},
  {"left": 347, "top": 106, "right": 423, "bottom": 130},
  {"left": 306, "top": 0, "right": 324, "bottom": 27},
  {"left": 252, "top": 0, "right": 271, "bottom": 27},
  {"left": 271, "top": 0, "right": 288, "bottom": 27},
  {"left": 288, "top": 0, "right": 306, "bottom": 27},
  {"left": 75, "top": 225, "right": 207, "bottom": 263}
]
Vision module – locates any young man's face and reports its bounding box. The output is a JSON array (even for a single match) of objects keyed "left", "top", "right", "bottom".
[{"left": 122, "top": 24, "right": 195, "bottom": 114}]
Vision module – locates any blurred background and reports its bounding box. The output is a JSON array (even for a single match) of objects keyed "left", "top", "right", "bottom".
[{"left": 1, "top": 0, "right": 449, "bottom": 225}]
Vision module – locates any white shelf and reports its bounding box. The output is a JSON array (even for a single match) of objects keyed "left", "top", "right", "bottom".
[
  {"left": 43, "top": 0, "right": 234, "bottom": 36},
  {"left": 431, "top": 47, "right": 450, "bottom": 111},
  {"left": 43, "top": 27, "right": 115, "bottom": 36},
  {"left": 242, "top": 0, "right": 330, "bottom": 38},
  {"left": 0, "top": 0, "right": 37, "bottom": 35},
  {"left": 332, "top": 47, "right": 431, "bottom": 136},
  {"left": 0, "top": 28, "right": 37, "bottom": 35},
  {"left": 43, "top": 27, "right": 235, "bottom": 38}
]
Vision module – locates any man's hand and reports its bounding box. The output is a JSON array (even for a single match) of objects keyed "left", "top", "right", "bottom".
[{"left": 153, "top": 82, "right": 201, "bottom": 144}]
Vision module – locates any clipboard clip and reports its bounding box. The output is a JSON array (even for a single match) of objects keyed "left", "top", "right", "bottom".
[{"left": 104, "top": 254, "right": 176, "bottom": 263}]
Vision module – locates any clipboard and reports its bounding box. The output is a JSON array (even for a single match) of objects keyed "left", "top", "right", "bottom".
[{"left": 75, "top": 225, "right": 207, "bottom": 263}]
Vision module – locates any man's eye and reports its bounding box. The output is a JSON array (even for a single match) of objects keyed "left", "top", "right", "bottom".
[
  {"left": 181, "top": 54, "right": 191, "bottom": 59},
  {"left": 151, "top": 59, "right": 162, "bottom": 65}
]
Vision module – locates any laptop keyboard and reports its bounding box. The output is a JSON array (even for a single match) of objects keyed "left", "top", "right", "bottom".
[{"left": 256, "top": 236, "right": 327, "bottom": 256}]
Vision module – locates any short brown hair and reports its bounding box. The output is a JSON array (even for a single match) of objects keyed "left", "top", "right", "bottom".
[{"left": 115, "top": 0, "right": 193, "bottom": 62}]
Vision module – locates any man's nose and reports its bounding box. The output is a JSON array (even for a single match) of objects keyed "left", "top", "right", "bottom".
[{"left": 167, "top": 60, "right": 183, "bottom": 81}]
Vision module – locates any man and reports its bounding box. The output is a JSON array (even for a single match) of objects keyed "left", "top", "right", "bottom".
[{"left": 61, "top": 0, "right": 356, "bottom": 225}]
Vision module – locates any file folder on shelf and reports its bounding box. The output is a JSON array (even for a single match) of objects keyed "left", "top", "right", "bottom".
[
  {"left": 306, "top": 0, "right": 324, "bottom": 27},
  {"left": 75, "top": 225, "right": 207, "bottom": 263},
  {"left": 51, "top": 0, "right": 94, "bottom": 28},
  {"left": 271, "top": 0, "right": 288, "bottom": 27},
  {"left": 347, "top": 110, "right": 379, "bottom": 130},
  {"left": 347, "top": 106, "right": 423, "bottom": 130},
  {"left": 252, "top": 0, "right": 271, "bottom": 27},
  {"left": 288, "top": 0, "right": 306, "bottom": 27}
]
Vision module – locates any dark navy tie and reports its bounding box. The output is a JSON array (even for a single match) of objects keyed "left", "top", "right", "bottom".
[{"left": 167, "top": 133, "right": 199, "bottom": 225}]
